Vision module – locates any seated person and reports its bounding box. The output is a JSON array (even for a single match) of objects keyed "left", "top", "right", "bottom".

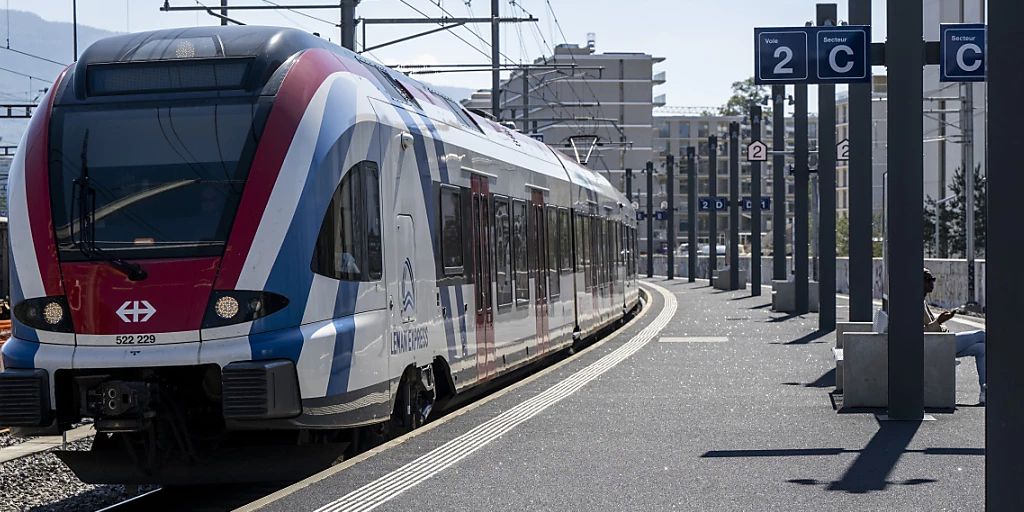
[{"left": 924, "top": 268, "right": 986, "bottom": 405}]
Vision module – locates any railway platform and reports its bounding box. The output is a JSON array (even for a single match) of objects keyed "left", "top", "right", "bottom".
[{"left": 245, "top": 279, "right": 985, "bottom": 512}]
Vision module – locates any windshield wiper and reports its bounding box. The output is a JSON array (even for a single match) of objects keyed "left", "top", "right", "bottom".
[{"left": 72, "top": 131, "right": 148, "bottom": 282}]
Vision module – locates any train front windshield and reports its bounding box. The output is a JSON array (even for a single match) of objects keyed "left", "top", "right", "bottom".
[{"left": 49, "top": 101, "right": 262, "bottom": 260}]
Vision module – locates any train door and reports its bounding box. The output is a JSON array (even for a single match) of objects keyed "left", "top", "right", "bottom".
[
  {"left": 531, "top": 190, "right": 549, "bottom": 352},
  {"left": 471, "top": 176, "right": 496, "bottom": 380}
]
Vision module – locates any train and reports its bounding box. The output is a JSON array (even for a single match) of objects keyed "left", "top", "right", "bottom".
[{"left": 0, "top": 26, "right": 639, "bottom": 483}]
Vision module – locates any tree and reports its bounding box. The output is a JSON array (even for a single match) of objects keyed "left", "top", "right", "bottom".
[
  {"left": 922, "top": 164, "right": 986, "bottom": 258},
  {"left": 719, "top": 77, "right": 769, "bottom": 117},
  {"left": 837, "top": 214, "right": 849, "bottom": 257}
]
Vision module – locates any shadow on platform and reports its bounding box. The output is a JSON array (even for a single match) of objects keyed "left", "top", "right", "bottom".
[
  {"left": 782, "top": 368, "right": 835, "bottom": 388},
  {"left": 701, "top": 421, "right": 983, "bottom": 494}
]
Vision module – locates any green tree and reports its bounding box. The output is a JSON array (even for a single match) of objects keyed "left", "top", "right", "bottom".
[
  {"left": 719, "top": 77, "right": 769, "bottom": 116},
  {"left": 836, "top": 214, "right": 850, "bottom": 257},
  {"left": 922, "top": 165, "right": 985, "bottom": 258}
]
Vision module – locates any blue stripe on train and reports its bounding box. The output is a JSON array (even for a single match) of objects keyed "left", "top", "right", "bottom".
[
  {"left": 419, "top": 116, "right": 468, "bottom": 361},
  {"left": 391, "top": 108, "right": 459, "bottom": 362}
]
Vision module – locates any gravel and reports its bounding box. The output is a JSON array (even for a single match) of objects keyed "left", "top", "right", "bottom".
[
  {"left": 0, "top": 430, "right": 29, "bottom": 449},
  {"left": 0, "top": 437, "right": 157, "bottom": 512}
]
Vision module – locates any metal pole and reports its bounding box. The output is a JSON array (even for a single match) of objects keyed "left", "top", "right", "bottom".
[
  {"left": 886, "top": 0, "right": 924, "bottom": 420},
  {"left": 522, "top": 73, "right": 530, "bottom": 132},
  {"left": 729, "top": 122, "right": 740, "bottom": 290},
  {"left": 646, "top": 161, "right": 654, "bottom": 278},
  {"left": 625, "top": 168, "right": 633, "bottom": 203},
  {"left": 963, "top": 81, "right": 977, "bottom": 308},
  {"left": 72, "top": 0, "right": 78, "bottom": 61},
  {"left": 688, "top": 147, "right": 697, "bottom": 283},
  {"left": 772, "top": 86, "right": 787, "bottom": 281},
  {"left": 667, "top": 154, "right": 676, "bottom": 280},
  {"left": 751, "top": 105, "right": 763, "bottom": 296},
  {"left": 794, "top": 84, "right": 809, "bottom": 313},
  {"left": 709, "top": 136, "right": 719, "bottom": 280},
  {"left": 817, "top": 3, "right": 838, "bottom": 332},
  {"left": 221, "top": 0, "right": 229, "bottom": 26},
  {"left": 491, "top": 0, "right": 500, "bottom": 120},
  {"left": 987, "top": 0, "right": 1024, "bottom": 504},
  {"left": 340, "top": 0, "right": 357, "bottom": 50}
]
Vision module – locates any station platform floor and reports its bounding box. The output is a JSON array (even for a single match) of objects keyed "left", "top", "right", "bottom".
[{"left": 246, "top": 279, "right": 985, "bottom": 512}]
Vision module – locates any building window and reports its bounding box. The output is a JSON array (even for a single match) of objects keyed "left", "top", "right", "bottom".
[
  {"left": 439, "top": 185, "right": 464, "bottom": 275},
  {"left": 679, "top": 123, "right": 691, "bottom": 139},
  {"left": 311, "top": 161, "right": 383, "bottom": 282}
]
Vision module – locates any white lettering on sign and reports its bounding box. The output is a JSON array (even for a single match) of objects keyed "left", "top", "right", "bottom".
[
  {"left": 952, "top": 35, "right": 977, "bottom": 42},
  {"left": 773, "top": 46, "right": 794, "bottom": 75},
  {"left": 956, "top": 43, "right": 983, "bottom": 72},
  {"left": 823, "top": 36, "right": 849, "bottom": 43},
  {"left": 828, "top": 45, "right": 855, "bottom": 74},
  {"left": 764, "top": 38, "right": 779, "bottom": 44}
]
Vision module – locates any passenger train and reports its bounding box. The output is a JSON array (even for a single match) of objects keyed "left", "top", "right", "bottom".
[{"left": 0, "top": 26, "right": 639, "bottom": 483}]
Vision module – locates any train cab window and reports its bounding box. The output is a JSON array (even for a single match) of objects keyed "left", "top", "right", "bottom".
[
  {"left": 440, "top": 185, "right": 464, "bottom": 275},
  {"left": 546, "top": 206, "right": 560, "bottom": 298},
  {"left": 494, "top": 196, "right": 513, "bottom": 307},
  {"left": 312, "top": 161, "right": 383, "bottom": 282},
  {"left": 512, "top": 199, "right": 529, "bottom": 305}
]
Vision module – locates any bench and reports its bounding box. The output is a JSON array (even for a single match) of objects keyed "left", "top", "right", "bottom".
[
  {"left": 833, "top": 322, "right": 874, "bottom": 392},
  {"left": 771, "top": 280, "right": 819, "bottom": 313},
  {"left": 712, "top": 268, "right": 747, "bottom": 290},
  {"left": 841, "top": 332, "right": 956, "bottom": 410}
]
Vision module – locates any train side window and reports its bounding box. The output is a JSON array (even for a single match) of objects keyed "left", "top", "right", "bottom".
[
  {"left": 546, "top": 205, "right": 560, "bottom": 298},
  {"left": 440, "top": 185, "right": 464, "bottom": 275},
  {"left": 512, "top": 199, "right": 529, "bottom": 305},
  {"left": 311, "top": 161, "right": 382, "bottom": 282},
  {"left": 558, "top": 209, "right": 571, "bottom": 272},
  {"left": 494, "top": 196, "right": 513, "bottom": 307}
]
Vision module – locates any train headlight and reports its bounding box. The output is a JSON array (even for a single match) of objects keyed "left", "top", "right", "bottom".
[
  {"left": 14, "top": 296, "right": 74, "bottom": 333},
  {"left": 42, "top": 302, "right": 64, "bottom": 325},
  {"left": 203, "top": 291, "right": 289, "bottom": 329},
  {"left": 214, "top": 296, "right": 240, "bottom": 319}
]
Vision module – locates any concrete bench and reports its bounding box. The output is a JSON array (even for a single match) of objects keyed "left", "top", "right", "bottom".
[
  {"left": 771, "top": 280, "right": 819, "bottom": 313},
  {"left": 842, "top": 332, "right": 956, "bottom": 410},
  {"left": 712, "top": 268, "right": 747, "bottom": 290},
  {"left": 833, "top": 322, "right": 874, "bottom": 392}
]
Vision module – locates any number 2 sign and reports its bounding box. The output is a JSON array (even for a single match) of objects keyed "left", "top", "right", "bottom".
[{"left": 756, "top": 30, "right": 809, "bottom": 82}]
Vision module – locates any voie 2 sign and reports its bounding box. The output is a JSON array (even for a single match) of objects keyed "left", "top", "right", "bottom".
[{"left": 754, "top": 26, "right": 871, "bottom": 84}]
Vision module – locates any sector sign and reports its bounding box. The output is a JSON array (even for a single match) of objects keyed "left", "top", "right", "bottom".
[{"left": 754, "top": 26, "right": 871, "bottom": 84}]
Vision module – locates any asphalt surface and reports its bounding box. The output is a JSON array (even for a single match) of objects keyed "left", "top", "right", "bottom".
[{"left": 251, "top": 279, "right": 984, "bottom": 512}]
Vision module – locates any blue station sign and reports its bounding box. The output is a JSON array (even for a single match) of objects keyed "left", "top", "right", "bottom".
[
  {"left": 654, "top": 211, "right": 667, "bottom": 221},
  {"left": 754, "top": 26, "right": 871, "bottom": 84},
  {"left": 940, "top": 23, "right": 986, "bottom": 82},
  {"left": 636, "top": 211, "right": 646, "bottom": 221},
  {"left": 698, "top": 197, "right": 729, "bottom": 212},
  {"left": 741, "top": 197, "right": 772, "bottom": 211}
]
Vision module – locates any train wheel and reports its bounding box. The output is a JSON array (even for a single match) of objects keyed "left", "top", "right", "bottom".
[{"left": 396, "top": 369, "right": 433, "bottom": 431}]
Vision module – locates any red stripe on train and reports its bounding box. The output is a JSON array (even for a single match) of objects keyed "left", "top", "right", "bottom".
[
  {"left": 24, "top": 67, "right": 71, "bottom": 297},
  {"left": 214, "top": 49, "right": 348, "bottom": 289}
]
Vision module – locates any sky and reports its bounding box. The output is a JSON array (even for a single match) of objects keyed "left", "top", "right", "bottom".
[{"left": 7, "top": 0, "right": 893, "bottom": 108}]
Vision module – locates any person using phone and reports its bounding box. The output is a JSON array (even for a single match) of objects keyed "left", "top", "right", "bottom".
[{"left": 924, "top": 268, "right": 986, "bottom": 405}]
